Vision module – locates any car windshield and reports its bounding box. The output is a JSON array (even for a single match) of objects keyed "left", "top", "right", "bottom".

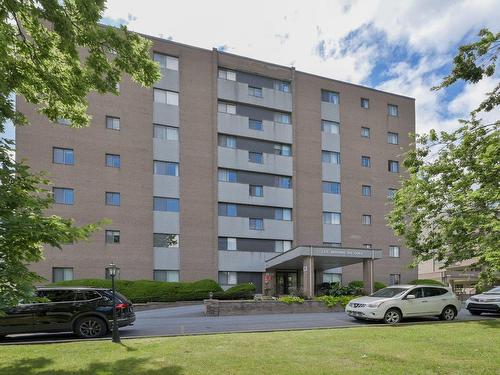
[
  {"left": 484, "top": 287, "right": 500, "bottom": 295},
  {"left": 370, "top": 287, "right": 408, "bottom": 298}
]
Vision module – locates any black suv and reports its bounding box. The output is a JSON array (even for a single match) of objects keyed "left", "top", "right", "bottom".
[{"left": 0, "top": 287, "right": 135, "bottom": 339}]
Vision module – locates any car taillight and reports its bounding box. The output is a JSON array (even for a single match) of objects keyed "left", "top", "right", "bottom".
[{"left": 115, "top": 303, "right": 129, "bottom": 309}]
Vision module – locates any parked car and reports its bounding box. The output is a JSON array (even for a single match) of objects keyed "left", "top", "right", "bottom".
[
  {"left": 465, "top": 286, "right": 500, "bottom": 315},
  {"left": 345, "top": 284, "right": 461, "bottom": 324},
  {"left": 0, "top": 287, "right": 135, "bottom": 339}
]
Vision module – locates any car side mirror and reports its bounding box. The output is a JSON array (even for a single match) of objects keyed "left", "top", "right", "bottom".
[{"left": 406, "top": 294, "right": 416, "bottom": 300}]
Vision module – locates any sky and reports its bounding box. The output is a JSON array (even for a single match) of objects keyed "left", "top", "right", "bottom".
[{"left": 2, "top": 0, "right": 499, "bottom": 140}]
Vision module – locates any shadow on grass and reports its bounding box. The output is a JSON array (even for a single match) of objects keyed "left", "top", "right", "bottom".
[
  {"left": 0, "top": 356, "right": 183, "bottom": 375},
  {"left": 476, "top": 318, "right": 500, "bottom": 329}
]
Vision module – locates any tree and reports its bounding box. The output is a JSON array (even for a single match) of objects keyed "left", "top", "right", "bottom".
[
  {"left": 388, "top": 29, "right": 500, "bottom": 286},
  {"left": 0, "top": 1, "right": 160, "bottom": 308}
]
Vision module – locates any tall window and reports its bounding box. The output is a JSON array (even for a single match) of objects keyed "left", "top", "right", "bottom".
[
  {"left": 106, "top": 192, "right": 121, "bottom": 206},
  {"left": 274, "top": 112, "right": 291, "bottom": 124},
  {"left": 362, "top": 185, "right": 372, "bottom": 197},
  {"left": 321, "top": 120, "right": 340, "bottom": 134},
  {"left": 388, "top": 132, "right": 399, "bottom": 144},
  {"left": 218, "top": 102, "right": 237, "bottom": 114},
  {"left": 362, "top": 215, "right": 372, "bottom": 225},
  {"left": 57, "top": 118, "right": 71, "bottom": 126},
  {"left": 154, "top": 88, "right": 179, "bottom": 106},
  {"left": 274, "top": 80, "right": 290, "bottom": 93},
  {"left": 105, "top": 154, "right": 121, "bottom": 168},
  {"left": 322, "top": 151, "right": 340, "bottom": 164},
  {"left": 323, "top": 212, "right": 341, "bottom": 225},
  {"left": 323, "top": 181, "right": 341, "bottom": 195},
  {"left": 388, "top": 104, "right": 398, "bottom": 117},
  {"left": 361, "top": 98, "right": 369, "bottom": 109},
  {"left": 275, "top": 208, "right": 292, "bottom": 221},
  {"left": 53, "top": 147, "right": 74, "bottom": 165},
  {"left": 248, "top": 86, "right": 263, "bottom": 98},
  {"left": 249, "top": 119, "right": 263, "bottom": 131},
  {"left": 154, "top": 270, "right": 180, "bottom": 282},
  {"left": 154, "top": 233, "right": 179, "bottom": 247},
  {"left": 249, "top": 152, "right": 263, "bottom": 164},
  {"left": 105, "top": 230, "right": 120, "bottom": 244},
  {"left": 53, "top": 188, "right": 74, "bottom": 205},
  {"left": 274, "top": 144, "right": 291, "bottom": 156},
  {"left": 219, "top": 237, "right": 237, "bottom": 251},
  {"left": 321, "top": 90, "right": 340, "bottom": 104},
  {"left": 52, "top": 267, "right": 74, "bottom": 282},
  {"left": 153, "top": 197, "right": 179, "bottom": 212},
  {"left": 106, "top": 116, "right": 120, "bottom": 130},
  {"left": 389, "top": 246, "right": 400, "bottom": 258},
  {"left": 249, "top": 218, "right": 264, "bottom": 230},
  {"left": 361, "top": 127, "right": 370, "bottom": 138},
  {"left": 218, "top": 134, "right": 237, "bottom": 148},
  {"left": 153, "top": 53, "right": 179, "bottom": 70},
  {"left": 154, "top": 125, "right": 178, "bottom": 141},
  {"left": 218, "top": 169, "right": 237, "bottom": 182},
  {"left": 390, "top": 274, "right": 401, "bottom": 285},
  {"left": 219, "top": 271, "right": 237, "bottom": 286},
  {"left": 388, "top": 160, "right": 399, "bottom": 173},
  {"left": 388, "top": 188, "right": 397, "bottom": 199},
  {"left": 277, "top": 176, "right": 292, "bottom": 189},
  {"left": 249, "top": 185, "right": 264, "bottom": 197},
  {"left": 218, "top": 69, "right": 237, "bottom": 81},
  {"left": 219, "top": 203, "right": 237, "bottom": 217},
  {"left": 275, "top": 240, "right": 292, "bottom": 252},
  {"left": 361, "top": 156, "right": 371, "bottom": 168},
  {"left": 154, "top": 161, "right": 179, "bottom": 176}
]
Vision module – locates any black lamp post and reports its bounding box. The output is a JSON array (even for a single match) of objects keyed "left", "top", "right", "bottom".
[{"left": 106, "top": 262, "right": 121, "bottom": 343}]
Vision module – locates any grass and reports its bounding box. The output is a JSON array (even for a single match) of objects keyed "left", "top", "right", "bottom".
[{"left": 1, "top": 321, "right": 498, "bottom": 375}]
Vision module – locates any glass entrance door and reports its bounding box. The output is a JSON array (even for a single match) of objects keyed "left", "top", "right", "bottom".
[{"left": 276, "top": 271, "right": 298, "bottom": 295}]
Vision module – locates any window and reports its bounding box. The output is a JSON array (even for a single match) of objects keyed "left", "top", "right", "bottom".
[
  {"left": 389, "top": 274, "right": 401, "bottom": 285},
  {"left": 321, "top": 120, "right": 340, "bottom": 134},
  {"left": 277, "top": 176, "right": 292, "bottom": 189},
  {"left": 249, "top": 185, "right": 264, "bottom": 197},
  {"left": 389, "top": 246, "right": 400, "bottom": 258},
  {"left": 154, "top": 161, "right": 179, "bottom": 176},
  {"left": 219, "top": 134, "right": 237, "bottom": 148},
  {"left": 153, "top": 197, "right": 179, "bottom": 212},
  {"left": 218, "top": 69, "right": 236, "bottom": 81},
  {"left": 218, "top": 169, "right": 237, "bottom": 182},
  {"left": 219, "top": 271, "right": 237, "bottom": 286},
  {"left": 275, "top": 208, "right": 292, "bottom": 221},
  {"left": 362, "top": 215, "right": 372, "bottom": 225},
  {"left": 115, "top": 82, "right": 120, "bottom": 93},
  {"left": 52, "top": 267, "right": 74, "bottom": 283},
  {"left": 424, "top": 287, "right": 448, "bottom": 297},
  {"left": 57, "top": 118, "right": 71, "bottom": 126},
  {"left": 388, "top": 132, "right": 399, "bottom": 144},
  {"left": 105, "top": 154, "right": 120, "bottom": 168},
  {"left": 248, "top": 86, "right": 263, "bottom": 98},
  {"left": 407, "top": 287, "right": 424, "bottom": 299},
  {"left": 322, "top": 151, "right": 340, "bottom": 164},
  {"left": 105, "top": 116, "right": 121, "bottom": 131},
  {"left": 218, "top": 237, "right": 238, "bottom": 251},
  {"left": 321, "top": 90, "right": 340, "bottom": 104},
  {"left": 274, "top": 240, "right": 291, "bottom": 252},
  {"left": 363, "top": 244, "right": 372, "bottom": 249},
  {"left": 154, "top": 270, "right": 180, "bottom": 282},
  {"left": 218, "top": 102, "right": 237, "bottom": 114},
  {"left": 106, "top": 192, "right": 121, "bottom": 206},
  {"left": 154, "top": 233, "right": 179, "bottom": 247},
  {"left": 387, "top": 188, "right": 397, "bottom": 199},
  {"left": 249, "top": 218, "right": 264, "bottom": 230},
  {"left": 388, "top": 160, "right": 399, "bottom": 173},
  {"left": 361, "top": 127, "right": 370, "bottom": 138},
  {"left": 274, "top": 112, "right": 291, "bottom": 124},
  {"left": 154, "top": 88, "right": 179, "bottom": 106},
  {"left": 274, "top": 81, "right": 290, "bottom": 93},
  {"left": 53, "top": 147, "right": 74, "bottom": 165},
  {"left": 249, "top": 119, "right": 263, "bottom": 131},
  {"left": 53, "top": 188, "right": 74, "bottom": 205},
  {"left": 274, "top": 144, "right": 291, "bottom": 156},
  {"left": 227, "top": 238, "right": 237, "bottom": 251},
  {"left": 388, "top": 104, "right": 398, "bottom": 117},
  {"left": 249, "top": 152, "right": 263, "bottom": 164},
  {"left": 154, "top": 125, "right": 178, "bottom": 141},
  {"left": 154, "top": 53, "right": 179, "bottom": 70},
  {"left": 323, "top": 273, "right": 342, "bottom": 283},
  {"left": 361, "top": 156, "right": 371, "bottom": 168},
  {"left": 323, "top": 181, "right": 341, "bottom": 194},
  {"left": 361, "top": 98, "right": 369, "bottom": 109},
  {"left": 362, "top": 185, "right": 372, "bottom": 197},
  {"left": 323, "top": 212, "right": 341, "bottom": 225},
  {"left": 219, "top": 203, "right": 237, "bottom": 217},
  {"left": 105, "top": 230, "right": 120, "bottom": 244}
]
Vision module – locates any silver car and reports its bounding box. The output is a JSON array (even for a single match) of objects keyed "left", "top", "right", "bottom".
[{"left": 465, "top": 287, "right": 500, "bottom": 315}]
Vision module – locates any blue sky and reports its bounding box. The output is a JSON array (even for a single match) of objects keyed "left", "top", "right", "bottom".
[{"left": 3, "top": 0, "right": 499, "bottom": 140}]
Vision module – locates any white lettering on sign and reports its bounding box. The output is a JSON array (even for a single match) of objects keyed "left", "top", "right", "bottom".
[{"left": 319, "top": 249, "right": 366, "bottom": 257}]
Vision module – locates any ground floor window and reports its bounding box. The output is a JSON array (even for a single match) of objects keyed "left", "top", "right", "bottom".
[
  {"left": 322, "top": 273, "right": 342, "bottom": 283},
  {"left": 389, "top": 273, "right": 401, "bottom": 285},
  {"left": 52, "top": 267, "right": 74, "bottom": 283},
  {"left": 219, "top": 271, "right": 237, "bottom": 286},
  {"left": 154, "top": 270, "right": 179, "bottom": 282}
]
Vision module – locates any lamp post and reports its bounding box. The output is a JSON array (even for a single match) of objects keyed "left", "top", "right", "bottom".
[{"left": 106, "top": 262, "right": 121, "bottom": 343}]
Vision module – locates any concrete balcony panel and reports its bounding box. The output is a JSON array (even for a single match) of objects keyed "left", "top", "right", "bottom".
[
  {"left": 218, "top": 250, "right": 268, "bottom": 272},
  {"left": 153, "top": 138, "right": 179, "bottom": 162},
  {"left": 218, "top": 147, "right": 293, "bottom": 176},
  {"left": 218, "top": 113, "right": 293, "bottom": 143},
  {"left": 155, "top": 68, "right": 179, "bottom": 92},
  {"left": 153, "top": 212, "right": 179, "bottom": 234},
  {"left": 154, "top": 247, "right": 180, "bottom": 270},
  {"left": 321, "top": 133, "right": 340, "bottom": 152},
  {"left": 322, "top": 163, "right": 341, "bottom": 181},
  {"left": 218, "top": 216, "right": 293, "bottom": 240},
  {"left": 154, "top": 175, "right": 179, "bottom": 198},
  {"left": 218, "top": 182, "right": 293, "bottom": 207},
  {"left": 321, "top": 102, "right": 340, "bottom": 122},
  {"left": 218, "top": 79, "right": 292, "bottom": 112},
  {"left": 322, "top": 193, "right": 341, "bottom": 212},
  {"left": 153, "top": 103, "right": 179, "bottom": 126},
  {"left": 323, "top": 224, "right": 342, "bottom": 244}
]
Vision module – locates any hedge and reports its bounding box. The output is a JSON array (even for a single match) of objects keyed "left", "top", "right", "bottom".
[
  {"left": 409, "top": 279, "right": 446, "bottom": 286},
  {"left": 214, "top": 283, "right": 256, "bottom": 300}
]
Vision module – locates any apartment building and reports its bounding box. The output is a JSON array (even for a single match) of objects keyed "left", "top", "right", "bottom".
[{"left": 16, "top": 34, "right": 417, "bottom": 294}]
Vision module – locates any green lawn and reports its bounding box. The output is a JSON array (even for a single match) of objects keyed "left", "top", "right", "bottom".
[{"left": 1, "top": 321, "right": 498, "bottom": 375}]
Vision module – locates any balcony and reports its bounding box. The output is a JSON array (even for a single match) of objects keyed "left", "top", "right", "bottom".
[
  {"left": 218, "top": 182, "right": 293, "bottom": 207},
  {"left": 154, "top": 247, "right": 180, "bottom": 269},
  {"left": 218, "top": 147, "right": 293, "bottom": 175},
  {"left": 322, "top": 193, "right": 341, "bottom": 212},
  {"left": 321, "top": 102, "right": 340, "bottom": 122},
  {"left": 153, "top": 138, "right": 179, "bottom": 162},
  {"left": 218, "top": 251, "right": 268, "bottom": 272},
  {"left": 322, "top": 163, "right": 341, "bottom": 181},
  {"left": 154, "top": 175, "right": 179, "bottom": 198},
  {"left": 321, "top": 132, "right": 340, "bottom": 152},
  {"left": 153, "top": 211, "right": 179, "bottom": 234},
  {"left": 155, "top": 68, "right": 179, "bottom": 92},
  {"left": 218, "top": 216, "right": 293, "bottom": 240},
  {"left": 153, "top": 103, "right": 179, "bottom": 126},
  {"left": 323, "top": 223, "right": 342, "bottom": 244}
]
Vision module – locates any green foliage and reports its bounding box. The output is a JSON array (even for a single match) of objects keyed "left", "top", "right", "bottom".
[
  {"left": 409, "top": 279, "right": 446, "bottom": 286},
  {"left": 315, "top": 295, "right": 357, "bottom": 308},
  {"left": 213, "top": 283, "right": 256, "bottom": 300},
  {"left": 278, "top": 296, "right": 304, "bottom": 304},
  {"left": 374, "top": 281, "right": 387, "bottom": 291},
  {"left": 50, "top": 279, "right": 223, "bottom": 303},
  {"left": 347, "top": 280, "right": 364, "bottom": 289}
]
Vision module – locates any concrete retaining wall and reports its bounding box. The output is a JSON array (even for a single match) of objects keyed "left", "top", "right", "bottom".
[{"left": 204, "top": 299, "right": 344, "bottom": 316}]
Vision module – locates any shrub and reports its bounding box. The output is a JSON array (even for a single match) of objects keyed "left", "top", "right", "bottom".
[
  {"left": 278, "top": 296, "right": 304, "bottom": 304},
  {"left": 315, "top": 295, "right": 357, "bottom": 307},
  {"left": 214, "top": 283, "right": 256, "bottom": 300},
  {"left": 409, "top": 279, "right": 446, "bottom": 286},
  {"left": 374, "top": 281, "right": 387, "bottom": 291},
  {"left": 50, "top": 279, "right": 223, "bottom": 303},
  {"left": 348, "top": 280, "right": 364, "bottom": 289}
]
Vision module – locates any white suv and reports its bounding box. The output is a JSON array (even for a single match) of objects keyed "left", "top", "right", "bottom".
[
  {"left": 346, "top": 285, "right": 461, "bottom": 324},
  {"left": 465, "top": 287, "right": 500, "bottom": 315}
]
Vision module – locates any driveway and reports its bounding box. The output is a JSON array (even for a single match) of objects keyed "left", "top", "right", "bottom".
[{"left": 2, "top": 304, "right": 498, "bottom": 344}]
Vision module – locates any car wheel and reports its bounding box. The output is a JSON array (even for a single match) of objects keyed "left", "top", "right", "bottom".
[
  {"left": 383, "top": 308, "right": 402, "bottom": 324},
  {"left": 469, "top": 311, "right": 482, "bottom": 316},
  {"left": 75, "top": 316, "right": 107, "bottom": 339},
  {"left": 440, "top": 306, "right": 457, "bottom": 321}
]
